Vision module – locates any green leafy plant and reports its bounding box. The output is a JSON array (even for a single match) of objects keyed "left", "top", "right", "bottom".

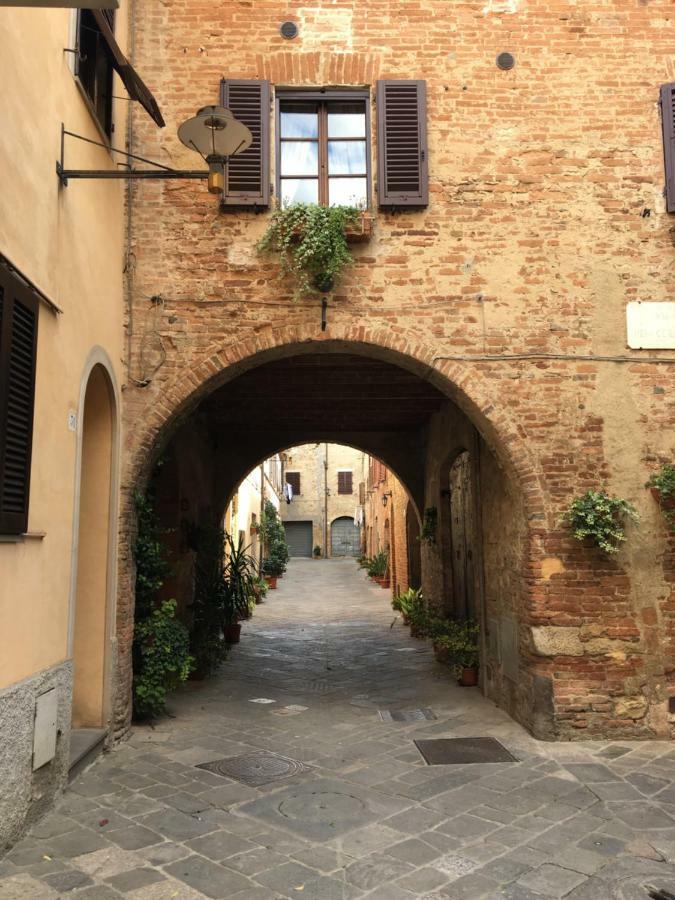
[
  {"left": 261, "top": 500, "right": 289, "bottom": 576},
  {"left": 133, "top": 490, "right": 170, "bottom": 620},
  {"left": 367, "top": 549, "right": 388, "bottom": 578},
  {"left": 132, "top": 492, "right": 192, "bottom": 718},
  {"left": 430, "top": 618, "right": 480, "bottom": 677},
  {"left": 224, "top": 534, "right": 258, "bottom": 625},
  {"left": 565, "top": 490, "right": 639, "bottom": 554},
  {"left": 313, "top": 545, "right": 322, "bottom": 557},
  {"left": 257, "top": 203, "right": 361, "bottom": 296},
  {"left": 252, "top": 574, "right": 269, "bottom": 602},
  {"left": 420, "top": 507, "right": 437, "bottom": 545},
  {"left": 133, "top": 600, "right": 193, "bottom": 719},
  {"left": 646, "top": 464, "right": 675, "bottom": 531},
  {"left": 189, "top": 524, "right": 231, "bottom": 676},
  {"left": 395, "top": 587, "right": 425, "bottom": 630}
]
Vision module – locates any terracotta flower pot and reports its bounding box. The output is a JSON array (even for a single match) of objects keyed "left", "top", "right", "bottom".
[
  {"left": 401, "top": 613, "right": 411, "bottom": 626},
  {"left": 265, "top": 575, "right": 277, "bottom": 589},
  {"left": 410, "top": 622, "right": 424, "bottom": 639},
  {"left": 433, "top": 642, "right": 451, "bottom": 664},
  {"left": 224, "top": 623, "right": 241, "bottom": 644},
  {"left": 458, "top": 666, "right": 478, "bottom": 687},
  {"left": 380, "top": 579, "right": 390, "bottom": 589},
  {"left": 651, "top": 487, "right": 675, "bottom": 510}
]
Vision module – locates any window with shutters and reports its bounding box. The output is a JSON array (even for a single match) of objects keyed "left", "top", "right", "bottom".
[
  {"left": 376, "top": 80, "right": 428, "bottom": 207},
  {"left": 275, "top": 90, "right": 371, "bottom": 208},
  {"left": 76, "top": 10, "right": 115, "bottom": 137},
  {"left": 286, "top": 471, "right": 301, "bottom": 496},
  {"left": 0, "top": 263, "right": 39, "bottom": 535},
  {"left": 337, "top": 470, "right": 353, "bottom": 495}
]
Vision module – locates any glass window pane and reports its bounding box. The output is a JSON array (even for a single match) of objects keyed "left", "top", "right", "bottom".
[
  {"left": 328, "top": 177, "right": 368, "bottom": 208},
  {"left": 281, "top": 179, "right": 319, "bottom": 207},
  {"left": 280, "top": 141, "right": 318, "bottom": 176},
  {"left": 280, "top": 108, "right": 318, "bottom": 139},
  {"left": 328, "top": 140, "right": 367, "bottom": 175},
  {"left": 327, "top": 102, "right": 366, "bottom": 138}
]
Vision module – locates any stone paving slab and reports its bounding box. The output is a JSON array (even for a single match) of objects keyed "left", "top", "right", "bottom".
[{"left": 2, "top": 559, "right": 675, "bottom": 899}]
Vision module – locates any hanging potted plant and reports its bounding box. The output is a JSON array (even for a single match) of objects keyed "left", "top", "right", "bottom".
[
  {"left": 257, "top": 203, "right": 365, "bottom": 297},
  {"left": 646, "top": 464, "right": 675, "bottom": 531},
  {"left": 564, "top": 490, "right": 639, "bottom": 554}
]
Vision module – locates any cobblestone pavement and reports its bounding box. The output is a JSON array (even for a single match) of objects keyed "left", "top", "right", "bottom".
[{"left": 2, "top": 559, "right": 675, "bottom": 899}]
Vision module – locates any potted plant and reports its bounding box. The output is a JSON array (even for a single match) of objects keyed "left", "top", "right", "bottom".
[
  {"left": 430, "top": 618, "right": 480, "bottom": 685},
  {"left": 396, "top": 587, "right": 424, "bottom": 632},
  {"left": 420, "top": 507, "right": 438, "bottom": 545},
  {"left": 257, "top": 203, "right": 366, "bottom": 297},
  {"left": 646, "top": 464, "right": 675, "bottom": 531},
  {"left": 565, "top": 490, "right": 639, "bottom": 554},
  {"left": 260, "top": 500, "right": 289, "bottom": 586},
  {"left": 252, "top": 574, "right": 268, "bottom": 604},
  {"left": 313, "top": 545, "right": 322, "bottom": 558},
  {"left": 367, "top": 549, "right": 388, "bottom": 584},
  {"left": 188, "top": 523, "right": 231, "bottom": 675},
  {"left": 222, "top": 534, "right": 257, "bottom": 643}
]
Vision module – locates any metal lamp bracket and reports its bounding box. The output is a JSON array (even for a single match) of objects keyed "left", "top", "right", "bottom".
[{"left": 56, "top": 123, "right": 209, "bottom": 187}]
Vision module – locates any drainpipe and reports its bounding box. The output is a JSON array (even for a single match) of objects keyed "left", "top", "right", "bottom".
[
  {"left": 471, "top": 427, "right": 488, "bottom": 698},
  {"left": 324, "top": 443, "right": 328, "bottom": 557}
]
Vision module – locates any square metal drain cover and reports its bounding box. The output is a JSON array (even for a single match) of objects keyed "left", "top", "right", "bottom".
[
  {"left": 197, "top": 750, "right": 311, "bottom": 787},
  {"left": 414, "top": 737, "right": 517, "bottom": 765},
  {"left": 379, "top": 708, "right": 437, "bottom": 723}
]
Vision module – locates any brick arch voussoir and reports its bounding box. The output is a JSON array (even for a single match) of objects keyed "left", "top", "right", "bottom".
[{"left": 125, "top": 322, "right": 544, "bottom": 523}]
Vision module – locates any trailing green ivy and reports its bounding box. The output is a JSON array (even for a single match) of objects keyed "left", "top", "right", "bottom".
[
  {"left": 565, "top": 490, "right": 639, "bottom": 554},
  {"left": 133, "top": 600, "right": 193, "bottom": 720},
  {"left": 132, "top": 491, "right": 192, "bottom": 719},
  {"left": 257, "top": 203, "right": 360, "bottom": 297}
]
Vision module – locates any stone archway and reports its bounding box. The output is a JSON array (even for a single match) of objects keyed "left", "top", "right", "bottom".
[{"left": 115, "top": 328, "right": 545, "bottom": 740}]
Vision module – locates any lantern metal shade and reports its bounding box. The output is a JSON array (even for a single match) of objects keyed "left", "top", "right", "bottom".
[{"left": 177, "top": 106, "right": 252, "bottom": 159}]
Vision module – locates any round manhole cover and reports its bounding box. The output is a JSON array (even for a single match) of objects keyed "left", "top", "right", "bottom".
[{"left": 279, "top": 790, "right": 367, "bottom": 823}]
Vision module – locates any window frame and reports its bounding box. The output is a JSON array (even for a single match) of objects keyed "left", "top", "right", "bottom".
[
  {"left": 75, "top": 9, "right": 115, "bottom": 139},
  {"left": 286, "top": 471, "right": 301, "bottom": 496},
  {"left": 274, "top": 89, "right": 372, "bottom": 209},
  {"left": 337, "top": 470, "right": 353, "bottom": 495}
]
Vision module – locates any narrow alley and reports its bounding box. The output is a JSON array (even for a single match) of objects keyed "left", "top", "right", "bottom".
[{"left": 2, "top": 561, "right": 675, "bottom": 899}]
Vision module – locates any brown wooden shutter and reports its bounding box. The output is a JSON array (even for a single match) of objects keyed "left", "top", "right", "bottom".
[
  {"left": 286, "top": 472, "right": 301, "bottom": 496},
  {"left": 0, "top": 265, "right": 38, "bottom": 535},
  {"left": 220, "top": 79, "right": 270, "bottom": 208},
  {"left": 661, "top": 83, "right": 675, "bottom": 214},
  {"left": 338, "top": 471, "right": 353, "bottom": 495},
  {"left": 376, "top": 80, "right": 428, "bottom": 208}
]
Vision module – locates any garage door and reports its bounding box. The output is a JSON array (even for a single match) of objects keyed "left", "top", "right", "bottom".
[
  {"left": 284, "top": 521, "right": 313, "bottom": 557},
  {"left": 331, "top": 517, "right": 361, "bottom": 557}
]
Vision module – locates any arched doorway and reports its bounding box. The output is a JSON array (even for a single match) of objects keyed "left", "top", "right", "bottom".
[
  {"left": 331, "top": 516, "right": 360, "bottom": 556},
  {"left": 71, "top": 364, "right": 116, "bottom": 730}
]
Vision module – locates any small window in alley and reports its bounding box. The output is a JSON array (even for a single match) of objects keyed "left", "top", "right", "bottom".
[
  {"left": 286, "top": 471, "right": 301, "bottom": 495},
  {"left": 76, "top": 10, "right": 115, "bottom": 137},
  {"left": 338, "top": 470, "right": 353, "bottom": 494},
  {"left": 276, "top": 92, "right": 370, "bottom": 208}
]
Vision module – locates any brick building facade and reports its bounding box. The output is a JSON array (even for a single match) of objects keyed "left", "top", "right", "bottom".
[{"left": 114, "top": 0, "right": 674, "bottom": 743}]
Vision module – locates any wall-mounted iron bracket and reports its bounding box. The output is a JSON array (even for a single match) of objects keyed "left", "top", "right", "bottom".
[{"left": 56, "top": 123, "right": 208, "bottom": 187}]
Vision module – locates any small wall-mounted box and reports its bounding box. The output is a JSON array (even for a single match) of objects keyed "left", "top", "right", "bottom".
[{"left": 33, "top": 688, "right": 58, "bottom": 771}]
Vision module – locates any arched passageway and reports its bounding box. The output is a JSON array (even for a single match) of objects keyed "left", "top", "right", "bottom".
[{"left": 118, "top": 340, "right": 544, "bottom": 738}]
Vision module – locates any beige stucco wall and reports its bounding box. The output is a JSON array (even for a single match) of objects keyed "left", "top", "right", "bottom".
[
  {"left": 282, "top": 443, "right": 366, "bottom": 556},
  {"left": 0, "top": 8, "right": 126, "bottom": 690},
  {"left": 226, "top": 456, "right": 282, "bottom": 564}
]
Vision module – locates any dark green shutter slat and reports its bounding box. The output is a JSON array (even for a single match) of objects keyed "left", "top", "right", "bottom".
[
  {"left": 220, "top": 79, "right": 270, "bottom": 208},
  {"left": 0, "top": 264, "right": 38, "bottom": 535},
  {"left": 661, "top": 83, "right": 675, "bottom": 214},
  {"left": 376, "top": 80, "right": 428, "bottom": 208}
]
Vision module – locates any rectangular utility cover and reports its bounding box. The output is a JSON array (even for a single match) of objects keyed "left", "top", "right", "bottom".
[
  {"left": 626, "top": 301, "right": 675, "bottom": 349},
  {"left": 33, "top": 688, "right": 58, "bottom": 771},
  {"left": 414, "top": 737, "right": 517, "bottom": 766}
]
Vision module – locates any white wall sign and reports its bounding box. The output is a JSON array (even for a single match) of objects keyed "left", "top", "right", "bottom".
[{"left": 626, "top": 301, "right": 675, "bottom": 350}]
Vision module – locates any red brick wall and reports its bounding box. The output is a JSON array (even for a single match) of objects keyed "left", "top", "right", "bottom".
[{"left": 115, "top": 0, "right": 675, "bottom": 741}]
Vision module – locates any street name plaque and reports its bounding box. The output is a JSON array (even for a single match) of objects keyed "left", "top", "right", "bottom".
[{"left": 626, "top": 301, "right": 675, "bottom": 349}]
